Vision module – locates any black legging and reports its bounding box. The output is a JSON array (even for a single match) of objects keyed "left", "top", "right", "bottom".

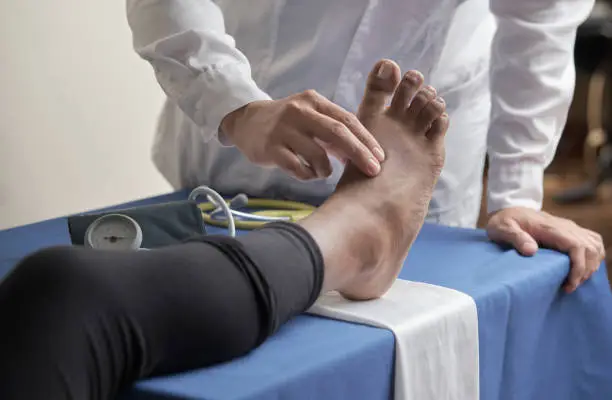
[{"left": 0, "top": 222, "right": 323, "bottom": 400}]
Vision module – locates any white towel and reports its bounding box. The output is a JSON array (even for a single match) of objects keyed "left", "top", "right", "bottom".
[{"left": 308, "top": 279, "right": 479, "bottom": 400}]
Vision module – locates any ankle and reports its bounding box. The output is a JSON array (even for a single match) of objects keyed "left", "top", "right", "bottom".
[{"left": 308, "top": 200, "right": 389, "bottom": 271}]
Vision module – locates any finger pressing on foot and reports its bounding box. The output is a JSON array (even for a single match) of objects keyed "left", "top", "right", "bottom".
[
  {"left": 358, "top": 59, "right": 402, "bottom": 121},
  {"left": 389, "top": 70, "right": 424, "bottom": 116},
  {"left": 426, "top": 113, "right": 450, "bottom": 141}
]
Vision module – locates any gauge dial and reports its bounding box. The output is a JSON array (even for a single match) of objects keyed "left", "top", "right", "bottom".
[{"left": 84, "top": 214, "right": 143, "bottom": 250}]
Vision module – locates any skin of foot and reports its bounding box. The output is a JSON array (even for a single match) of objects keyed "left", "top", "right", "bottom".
[{"left": 299, "top": 59, "right": 450, "bottom": 301}]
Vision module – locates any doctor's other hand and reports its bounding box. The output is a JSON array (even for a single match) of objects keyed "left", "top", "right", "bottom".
[
  {"left": 486, "top": 207, "right": 605, "bottom": 294},
  {"left": 220, "top": 90, "right": 385, "bottom": 180}
]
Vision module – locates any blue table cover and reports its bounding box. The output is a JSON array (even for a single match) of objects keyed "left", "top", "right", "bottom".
[{"left": 2, "top": 190, "right": 612, "bottom": 400}]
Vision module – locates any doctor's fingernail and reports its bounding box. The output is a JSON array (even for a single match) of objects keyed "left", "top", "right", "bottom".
[
  {"left": 368, "top": 158, "right": 381, "bottom": 175},
  {"left": 373, "top": 147, "right": 385, "bottom": 161},
  {"left": 377, "top": 63, "right": 392, "bottom": 79}
]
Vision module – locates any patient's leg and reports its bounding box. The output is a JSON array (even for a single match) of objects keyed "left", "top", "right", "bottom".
[
  {"left": 0, "top": 60, "right": 447, "bottom": 400},
  {"left": 0, "top": 223, "right": 325, "bottom": 400},
  {"left": 300, "top": 59, "right": 449, "bottom": 300}
]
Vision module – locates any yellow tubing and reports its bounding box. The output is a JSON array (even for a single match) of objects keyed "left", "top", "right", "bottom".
[{"left": 198, "top": 198, "right": 315, "bottom": 230}]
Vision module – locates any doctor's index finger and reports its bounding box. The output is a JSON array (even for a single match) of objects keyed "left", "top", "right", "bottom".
[
  {"left": 298, "top": 92, "right": 383, "bottom": 170},
  {"left": 317, "top": 97, "right": 385, "bottom": 161},
  {"left": 297, "top": 106, "right": 382, "bottom": 177}
]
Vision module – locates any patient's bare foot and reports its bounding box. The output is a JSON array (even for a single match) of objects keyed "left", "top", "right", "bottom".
[{"left": 299, "top": 60, "right": 449, "bottom": 300}]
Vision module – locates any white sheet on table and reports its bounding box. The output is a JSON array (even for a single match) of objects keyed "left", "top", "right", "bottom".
[{"left": 308, "top": 279, "right": 479, "bottom": 400}]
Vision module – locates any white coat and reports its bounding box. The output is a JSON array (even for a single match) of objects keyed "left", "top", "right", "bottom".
[{"left": 126, "top": 0, "right": 593, "bottom": 227}]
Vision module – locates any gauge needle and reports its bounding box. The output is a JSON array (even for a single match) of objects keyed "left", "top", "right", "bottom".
[{"left": 104, "top": 236, "right": 128, "bottom": 243}]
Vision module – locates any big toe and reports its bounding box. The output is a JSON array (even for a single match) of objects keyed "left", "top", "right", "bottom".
[{"left": 357, "top": 59, "right": 401, "bottom": 123}]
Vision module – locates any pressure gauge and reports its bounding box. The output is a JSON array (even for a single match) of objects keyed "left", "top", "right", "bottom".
[{"left": 84, "top": 214, "right": 143, "bottom": 250}]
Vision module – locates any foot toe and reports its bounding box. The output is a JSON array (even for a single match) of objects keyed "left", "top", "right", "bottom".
[
  {"left": 357, "top": 59, "right": 401, "bottom": 122},
  {"left": 417, "top": 96, "right": 446, "bottom": 131},
  {"left": 404, "top": 86, "right": 437, "bottom": 125},
  {"left": 388, "top": 70, "right": 424, "bottom": 117},
  {"left": 426, "top": 113, "right": 450, "bottom": 141}
]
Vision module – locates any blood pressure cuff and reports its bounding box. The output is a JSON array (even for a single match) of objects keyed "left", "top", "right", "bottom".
[{"left": 67, "top": 200, "right": 206, "bottom": 249}]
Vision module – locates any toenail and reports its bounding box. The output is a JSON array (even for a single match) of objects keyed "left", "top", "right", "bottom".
[
  {"left": 435, "top": 97, "right": 445, "bottom": 105},
  {"left": 405, "top": 71, "right": 421, "bottom": 83},
  {"left": 376, "top": 63, "right": 392, "bottom": 80}
]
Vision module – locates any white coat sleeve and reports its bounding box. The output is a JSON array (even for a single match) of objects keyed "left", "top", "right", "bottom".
[
  {"left": 125, "top": 0, "right": 271, "bottom": 142},
  {"left": 486, "top": 0, "right": 594, "bottom": 214}
]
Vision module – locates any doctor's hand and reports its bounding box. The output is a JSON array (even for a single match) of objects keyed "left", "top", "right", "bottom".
[
  {"left": 220, "top": 90, "right": 385, "bottom": 180},
  {"left": 486, "top": 207, "right": 605, "bottom": 293}
]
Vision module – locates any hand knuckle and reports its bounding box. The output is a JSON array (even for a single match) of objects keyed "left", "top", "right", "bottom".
[
  {"left": 302, "top": 89, "right": 319, "bottom": 102},
  {"left": 285, "top": 100, "right": 303, "bottom": 114},
  {"left": 585, "top": 244, "right": 599, "bottom": 257},
  {"left": 541, "top": 223, "right": 557, "bottom": 233},
  {"left": 330, "top": 122, "right": 348, "bottom": 138},
  {"left": 499, "top": 217, "right": 515, "bottom": 229},
  {"left": 340, "top": 113, "right": 358, "bottom": 128}
]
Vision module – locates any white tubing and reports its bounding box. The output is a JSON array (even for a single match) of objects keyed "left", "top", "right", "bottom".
[{"left": 188, "top": 186, "right": 236, "bottom": 237}]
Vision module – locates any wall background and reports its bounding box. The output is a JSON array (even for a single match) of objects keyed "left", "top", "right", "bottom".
[{"left": 0, "top": 1, "right": 172, "bottom": 230}]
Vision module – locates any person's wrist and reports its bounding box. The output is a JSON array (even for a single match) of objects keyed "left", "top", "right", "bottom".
[{"left": 220, "top": 105, "right": 248, "bottom": 141}]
